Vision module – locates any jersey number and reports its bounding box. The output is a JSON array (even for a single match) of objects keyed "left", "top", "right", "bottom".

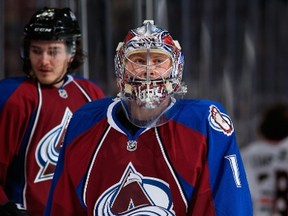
[{"left": 225, "top": 154, "right": 242, "bottom": 188}]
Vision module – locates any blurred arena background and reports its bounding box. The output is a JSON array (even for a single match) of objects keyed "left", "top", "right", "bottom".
[{"left": 1, "top": 0, "right": 288, "bottom": 148}]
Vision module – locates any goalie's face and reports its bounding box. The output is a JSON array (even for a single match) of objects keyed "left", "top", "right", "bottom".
[
  {"left": 125, "top": 52, "right": 172, "bottom": 81},
  {"left": 122, "top": 50, "right": 173, "bottom": 110}
]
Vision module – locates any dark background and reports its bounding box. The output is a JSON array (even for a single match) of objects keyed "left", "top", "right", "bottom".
[{"left": 1, "top": 0, "right": 288, "bottom": 148}]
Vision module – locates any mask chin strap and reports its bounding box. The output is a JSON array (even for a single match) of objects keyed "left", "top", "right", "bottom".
[
  {"left": 34, "top": 61, "right": 72, "bottom": 86},
  {"left": 36, "top": 73, "right": 68, "bottom": 87},
  {"left": 53, "top": 73, "right": 68, "bottom": 86}
]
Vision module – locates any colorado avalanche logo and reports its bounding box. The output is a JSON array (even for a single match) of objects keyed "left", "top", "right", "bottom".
[
  {"left": 94, "top": 163, "right": 175, "bottom": 215},
  {"left": 34, "top": 107, "right": 72, "bottom": 182},
  {"left": 208, "top": 105, "right": 234, "bottom": 136}
]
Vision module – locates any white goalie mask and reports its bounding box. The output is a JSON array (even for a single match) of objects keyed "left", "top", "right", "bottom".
[{"left": 114, "top": 20, "right": 187, "bottom": 127}]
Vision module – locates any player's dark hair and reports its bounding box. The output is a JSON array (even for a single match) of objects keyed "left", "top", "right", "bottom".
[{"left": 258, "top": 102, "right": 288, "bottom": 141}]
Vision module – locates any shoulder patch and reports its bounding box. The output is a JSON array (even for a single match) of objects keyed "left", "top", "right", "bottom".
[{"left": 208, "top": 105, "right": 234, "bottom": 136}]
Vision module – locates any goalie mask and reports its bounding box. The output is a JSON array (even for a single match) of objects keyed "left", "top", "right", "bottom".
[{"left": 114, "top": 20, "right": 187, "bottom": 127}]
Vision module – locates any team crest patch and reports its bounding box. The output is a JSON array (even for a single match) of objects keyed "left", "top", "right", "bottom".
[
  {"left": 34, "top": 108, "right": 72, "bottom": 182},
  {"left": 94, "top": 163, "right": 175, "bottom": 215},
  {"left": 208, "top": 105, "right": 234, "bottom": 136}
]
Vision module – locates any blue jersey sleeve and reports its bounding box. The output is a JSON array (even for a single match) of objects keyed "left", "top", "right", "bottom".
[{"left": 206, "top": 102, "right": 253, "bottom": 215}]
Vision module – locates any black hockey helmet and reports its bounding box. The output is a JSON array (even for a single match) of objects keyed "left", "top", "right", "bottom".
[
  {"left": 22, "top": 7, "right": 85, "bottom": 75},
  {"left": 24, "top": 7, "right": 81, "bottom": 41}
]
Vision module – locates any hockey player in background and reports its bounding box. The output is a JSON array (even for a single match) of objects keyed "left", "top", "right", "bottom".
[
  {"left": 0, "top": 7, "right": 104, "bottom": 216},
  {"left": 45, "top": 20, "right": 252, "bottom": 215},
  {"left": 242, "top": 102, "right": 288, "bottom": 216}
]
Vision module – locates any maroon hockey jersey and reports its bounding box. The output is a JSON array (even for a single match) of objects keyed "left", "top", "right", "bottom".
[
  {"left": 0, "top": 75, "right": 104, "bottom": 215},
  {"left": 46, "top": 98, "right": 253, "bottom": 215}
]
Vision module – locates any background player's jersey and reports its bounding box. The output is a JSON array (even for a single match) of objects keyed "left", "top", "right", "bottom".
[
  {"left": 46, "top": 97, "right": 253, "bottom": 216},
  {"left": 0, "top": 75, "right": 104, "bottom": 215},
  {"left": 242, "top": 137, "right": 288, "bottom": 216}
]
